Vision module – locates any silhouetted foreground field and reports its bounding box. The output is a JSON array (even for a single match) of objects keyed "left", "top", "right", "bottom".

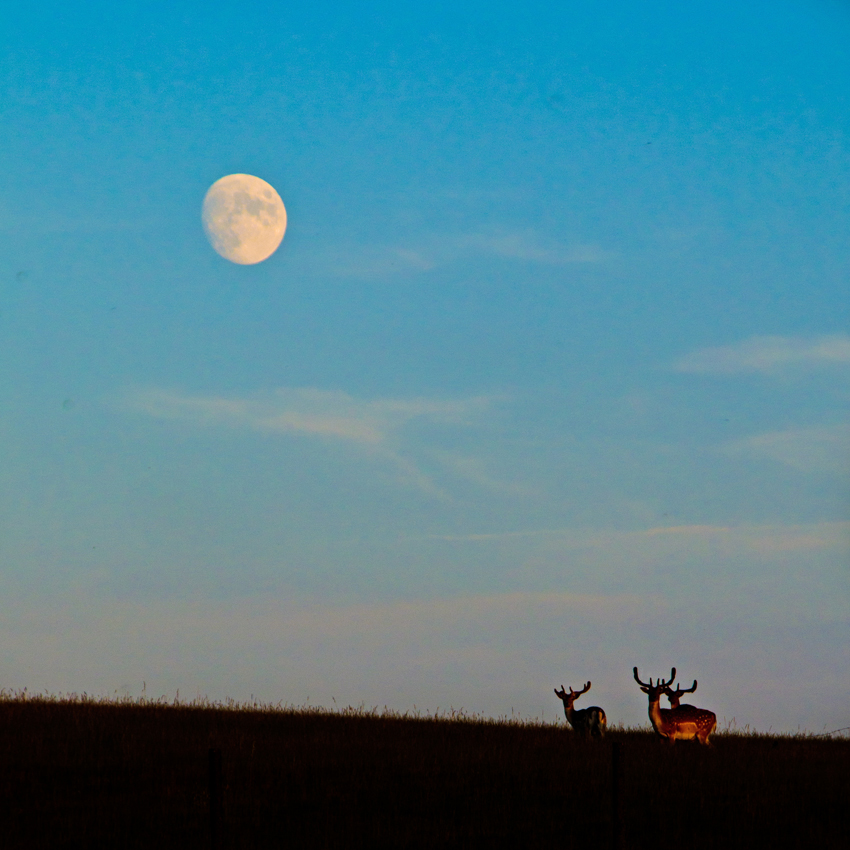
[{"left": 0, "top": 692, "right": 847, "bottom": 849}]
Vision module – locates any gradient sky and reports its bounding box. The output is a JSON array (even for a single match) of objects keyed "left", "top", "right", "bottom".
[{"left": 1, "top": 0, "right": 848, "bottom": 732}]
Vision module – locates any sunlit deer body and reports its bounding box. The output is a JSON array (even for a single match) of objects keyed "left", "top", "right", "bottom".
[
  {"left": 633, "top": 667, "right": 716, "bottom": 746},
  {"left": 664, "top": 679, "right": 698, "bottom": 710},
  {"left": 554, "top": 682, "right": 607, "bottom": 738}
]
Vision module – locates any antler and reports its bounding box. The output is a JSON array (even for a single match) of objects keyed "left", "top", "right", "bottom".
[
  {"left": 571, "top": 681, "right": 591, "bottom": 697},
  {"left": 634, "top": 667, "right": 676, "bottom": 688},
  {"left": 664, "top": 679, "right": 698, "bottom": 707}
]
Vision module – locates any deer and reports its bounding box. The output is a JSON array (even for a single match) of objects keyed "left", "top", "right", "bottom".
[
  {"left": 554, "top": 682, "right": 607, "bottom": 738},
  {"left": 664, "top": 678, "right": 698, "bottom": 709},
  {"left": 633, "top": 667, "right": 716, "bottom": 746}
]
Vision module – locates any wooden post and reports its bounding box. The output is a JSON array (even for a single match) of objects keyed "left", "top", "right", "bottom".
[
  {"left": 209, "top": 747, "right": 223, "bottom": 850},
  {"left": 611, "top": 741, "right": 623, "bottom": 850}
]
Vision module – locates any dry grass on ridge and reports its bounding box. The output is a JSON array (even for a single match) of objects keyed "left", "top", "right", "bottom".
[{"left": 0, "top": 690, "right": 846, "bottom": 849}]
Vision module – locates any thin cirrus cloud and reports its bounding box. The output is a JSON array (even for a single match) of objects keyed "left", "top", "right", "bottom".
[
  {"left": 324, "top": 246, "right": 437, "bottom": 278},
  {"left": 673, "top": 334, "right": 850, "bottom": 375},
  {"left": 424, "top": 520, "right": 848, "bottom": 557},
  {"left": 124, "top": 387, "right": 498, "bottom": 495},
  {"left": 458, "top": 231, "right": 608, "bottom": 265},
  {"left": 323, "top": 229, "right": 607, "bottom": 278},
  {"left": 721, "top": 424, "right": 850, "bottom": 474},
  {"left": 127, "top": 387, "right": 495, "bottom": 444}
]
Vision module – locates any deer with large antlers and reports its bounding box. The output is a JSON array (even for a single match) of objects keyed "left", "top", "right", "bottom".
[
  {"left": 664, "top": 678, "right": 698, "bottom": 709},
  {"left": 633, "top": 667, "right": 716, "bottom": 746},
  {"left": 554, "top": 682, "right": 607, "bottom": 738}
]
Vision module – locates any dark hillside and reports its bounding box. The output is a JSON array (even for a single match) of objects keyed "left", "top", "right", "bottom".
[{"left": 0, "top": 694, "right": 846, "bottom": 848}]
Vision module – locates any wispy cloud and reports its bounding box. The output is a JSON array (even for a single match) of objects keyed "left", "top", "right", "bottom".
[
  {"left": 423, "top": 520, "right": 849, "bottom": 555},
  {"left": 674, "top": 334, "right": 850, "bottom": 375},
  {"left": 429, "top": 452, "right": 539, "bottom": 498},
  {"left": 325, "top": 246, "right": 436, "bottom": 278},
  {"left": 323, "top": 228, "right": 607, "bottom": 278},
  {"left": 721, "top": 424, "right": 850, "bottom": 474},
  {"left": 457, "top": 231, "right": 608, "bottom": 265},
  {"left": 124, "top": 387, "right": 498, "bottom": 494},
  {"left": 639, "top": 520, "right": 850, "bottom": 555},
  {"left": 128, "top": 387, "right": 492, "bottom": 443}
]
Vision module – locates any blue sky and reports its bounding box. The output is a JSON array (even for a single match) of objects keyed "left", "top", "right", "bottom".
[{"left": 1, "top": 1, "right": 847, "bottom": 731}]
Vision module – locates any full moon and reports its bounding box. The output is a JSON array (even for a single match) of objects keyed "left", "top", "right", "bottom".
[{"left": 202, "top": 174, "right": 287, "bottom": 265}]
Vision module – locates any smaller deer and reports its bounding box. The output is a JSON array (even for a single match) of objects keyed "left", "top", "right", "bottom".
[
  {"left": 664, "top": 679, "right": 698, "bottom": 709},
  {"left": 554, "top": 682, "right": 607, "bottom": 738}
]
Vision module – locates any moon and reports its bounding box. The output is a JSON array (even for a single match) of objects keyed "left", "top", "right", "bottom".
[{"left": 202, "top": 174, "right": 287, "bottom": 265}]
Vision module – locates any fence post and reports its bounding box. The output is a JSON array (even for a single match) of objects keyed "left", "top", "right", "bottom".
[
  {"left": 611, "top": 741, "right": 623, "bottom": 850},
  {"left": 209, "top": 748, "right": 223, "bottom": 850}
]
